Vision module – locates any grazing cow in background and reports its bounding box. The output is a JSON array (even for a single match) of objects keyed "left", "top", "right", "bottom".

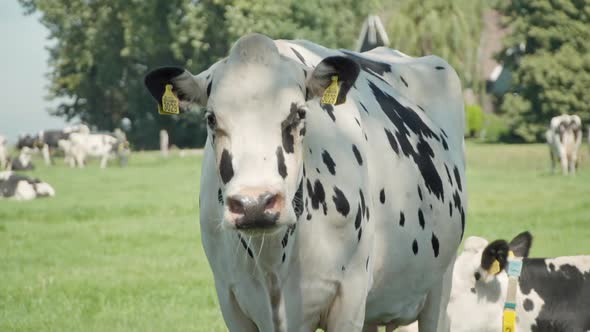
[
  {"left": 0, "top": 135, "right": 7, "bottom": 170},
  {"left": 37, "top": 124, "right": 90, "bottom": 165},
  {"left": 9, "top": 147, "right": 35, "bottom": 171},
  {"left": 67, "top": 132, "right": 129, "bottom": 168},
  {"left": 400, "top": 232, "right": 590, "bottom": 332},
  {"left": 145, "top": 33, "right": 466, "bottom": 331},
  {"left": 545, "top": 114, "right": 582, "bottom": 175},
  {"left": 0, "top": 171, "right": 55, "bottom": 200}
]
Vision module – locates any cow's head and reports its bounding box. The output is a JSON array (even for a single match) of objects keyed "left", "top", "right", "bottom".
[{"left": 145, "top": 34, "right": 359, "bottom": 233}]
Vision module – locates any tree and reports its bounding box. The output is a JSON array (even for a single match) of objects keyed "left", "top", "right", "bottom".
[
  {"left": 19, "top": 0, "right": 378, "bottom": 148},
  {"left": 495, "top": 0, "right": 590, "bottom": 142},
  {"left": 386, "top": 0, "right": 486, "bottom": 96}
]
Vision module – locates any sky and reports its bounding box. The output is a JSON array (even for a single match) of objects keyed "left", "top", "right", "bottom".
[{"left": 0, "top": 1, "right": 68, "bottom": 144}]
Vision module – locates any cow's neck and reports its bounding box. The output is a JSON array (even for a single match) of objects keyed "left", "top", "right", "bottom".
[{"left": 239, "top": 228, "right": 297, "bottom": 275}]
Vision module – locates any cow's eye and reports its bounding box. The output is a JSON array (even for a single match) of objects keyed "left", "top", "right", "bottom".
[
  {"left": 297, "top": 108, "right": 306, "bottom": 120},
  {"left": 206, "top": 113, "right": 217, "bottom": 129}
]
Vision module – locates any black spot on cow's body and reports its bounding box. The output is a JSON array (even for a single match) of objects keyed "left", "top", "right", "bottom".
[
  {"left": 281, "top": 230, "right": 289, "bottom": 248},
  {"left": 431, "top": 233, "right": 440, "bottom": 257},
  {"left": 322, "top": 150, "right": 336, "bottom": 175},
  {"left": 366, "top": 256, "right": 370, "bottom": 271},
  {"left": 292, "top": 180, "right": 303, "bottom": 219},
  {"left": 309, "top": 148, "right": 312, "bottom": 154},
  {"left": 470, "top": 287, "right": 476, "bottom": 294},
  {"left": 400, "top": 75, "right": 408, "bottom": 87},
  {"left": 523, "top": 298, "right": 534, "bottom": 312},
  {"left": 460, "top": 208, "right": 465, "bottom": 239},
  {"left": 290, "top": 47, "right": 307, "bottom": 66},
  {"left": 549, "top": 263, "right": 555, "bottom": 272},
  {"left": 352, "top": 145, "right": 363, "bottom": 165},
  {"left": 355, "top": 118, "right": 361, "bottom": 127},
  {"left": 359, "top": 189, "right": 366, "bottom": 218},
  {"left": 357, "top": 227, "right": 362, "bottom": 241},
  {"left": 306, "top": 213, "right": 312, "bottom": 220},
  {"left": 306, "top": 179, "right": 327, "bottom": 214},
  {"left": 276, "top": 147, "right": 287, "bottom": 179},
  {"left": 418, "top": 186, "right": 423, "bottom": 200},
  {"left": 341, "top": 50, "right": 391, "bottom": 83},
  {"left": 412, "top": 239, "right": 419, "bottom": 254},
  {"left": 444, "top": 164, "right": 453, "bottom": 186},
  {"left": 316, "top": 168, "right": 320, "bottom": 174},
  {"left": 369, "top": 82, "right": 444, "bottom": 201},
  {"left": 453, "top": 166, "right": 463, "bottom": 192},
  {"left": 238, "top": 234, "right": 254, "bottom": 258},
  {"left": 379, "top": 188, "right": 385, "bottom": 204},
  {"left": 354, "top": 205, "right": 362, "bottom": 229},
  {"left": 322, "top": 104, "right": 336, "bottom": 122},
  {"left": 206, "top": 80, "right": 212, "bottom": 97},
  {"left": 384, "top": 128, "right": 399, "bottom": 154},
  {"left": 282, "top": 253, "right": 286, "bottom": 262},
  {"left": 418, "top": 209, "right": 425, "bottom": 229},
  {"left": 435, "top": 66, "right": 445, "bottom": 70},
  {"left": 399, "top": 211, "right": 405, "bottom": 226},
  {"left": 332, "top": 187, "right": 350, "bottom": 217},
  {"left": 449, "top": 201, "right": 453, "bottom": 217},
  {"left": 217, "top": 188, "right": 223, "bottom": 204},
  {"left": 519, "top": 259, "right": 590, "bottom": 331},
  {"left": 219, "top": 149, "right": 234, "bottom": 184},
  {"left": 359, "top": 102, "right": 369, "bottom": 114},
  {"left": 441, "top": 136, "right": 448, "bottom": 150}
]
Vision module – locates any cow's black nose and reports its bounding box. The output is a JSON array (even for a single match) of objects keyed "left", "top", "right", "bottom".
[{"left": 227, "top": 192, "right": 281, "bottom": 229}]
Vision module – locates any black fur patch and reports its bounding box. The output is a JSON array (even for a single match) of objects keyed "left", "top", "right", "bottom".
[
  {"left": 219, "top": 149, "right": 234, "bottom": 184},
  {"left": 379, "top": 188, "right": 385, "bottom": 204},
  {"left": 355, "top": 205, "right": 362, "bottom": 229},
  {"left": 435, "top": 66, "right": 445, "bottom": 70},
  {"left": 444, "top": 164, "right": 453, "bottom": 186},
  {"left": 359, "top": 102, "right": 369, "bottom": 114},
  {"left": 352, "top": 145, "right": 363, "bottom": 165},
  {"left": 238, "top": 234, "right": 254, "bottom": 258},
  {"left": 276, "top": 147, "right": 287, "bottom": 179},
  {"left": 418, "top": 186, "right": 423, "bottom": 200},
  {"left": 290, "top": 47, "right": 307, "bottom": 66},
  {"left": 341, "top": 50, "right": 391, "bottom": 83},
  {"left": 217, "top": 188, "right": 223, "bottom": 204},
  {"left": 369, "top": 82, "right": 444, "bottom": 201},
  {"left": 322, "top": 104, "right": 336, "bottom": 122},
  {"left": 292, "top": 179, "right": 303, "bottom": 219},
  {"left": 523, "top": 298, "right": 534, "bottom": 312},
  {"left": 332, "top": 186, "right": 350, "bottom": 217},
  {"left": 400, "top": 75, "right": 408, "bottom": 87},
  {"left": 306, "top": 179, "right": 327, "bottom": 215},
  {"left": 281, "top": 103, "right": 302, "bottom": 153},
  {"left": 412, "top": 239, "right": 418, "bottom": 254},
  {"left": 453, "top": 165, "right": 462, "bottom": 192},
  {"left": 322, "top": 150, "right": 336, "bottom": 175},
  {"left": 384, "top": 128, "right": 399, "bottom": 154},
  {"left": 418, "top": 209, "right": 425, "bottom": 229},
  {"left": 431, "top": 233, "right": 440, "bottom": 257},
  {"left": 399, "top": 211, "right": 405, "bottom": 226}
]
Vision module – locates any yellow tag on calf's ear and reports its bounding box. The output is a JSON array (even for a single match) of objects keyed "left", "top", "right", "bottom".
[
  {"left": 320, "top": 76, "right": 340, "bottom": 105},
  {"left": 503, "top": 309, "right": 516, "bottom": 332},
  {"left": 159, "top": 84, "right": 180, "bottom": 115},
  {"left": 489, "top": 259, "right": 501, "bottom": 275}
]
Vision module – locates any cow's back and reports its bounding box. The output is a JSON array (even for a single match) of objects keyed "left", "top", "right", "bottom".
[{"left": 276, "top": 41, "right": 466, "bottom": 324}]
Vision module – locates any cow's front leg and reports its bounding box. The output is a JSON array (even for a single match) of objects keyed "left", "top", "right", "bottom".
[
  {"left": 416, "top": 255, "right": 454, "bottom": 332},
  {"left": 42, "top": 144, "right": 51, "bottom": 165},
  {"left": 326, "top": 272, "right": 370, "bottom": 332},
  {"left": 216, "top": 286, "right": 258, "bottom": 332},
  {"left": 100, "top": 154, "right": 108, "bottom": 168}
]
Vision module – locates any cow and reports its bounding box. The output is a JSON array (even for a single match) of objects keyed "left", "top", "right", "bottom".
[
  {"left": 66, "top": 132, "right": 129, "bottom": 168},
  {"left": 400, "top": 232, "right": 590, "bottom": 332},
  {"left": 545, "top": 114, "right": 582, "bottom": 175},
  {"left": 0, "top": 171, "right": 55, "bottom": 200},
  {"left": 144, "top": 33, "right": 466, "bottom": 331},
  {"left": 9, "top": 146, "right": 35, "bottom": 171},
  {"left": 0, "top": 135, "right": 7, "bottom": 170}
]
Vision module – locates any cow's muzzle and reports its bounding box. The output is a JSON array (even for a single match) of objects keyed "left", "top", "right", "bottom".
[{"left": 227, "top": 191, "right": 283, "bottom": 229}]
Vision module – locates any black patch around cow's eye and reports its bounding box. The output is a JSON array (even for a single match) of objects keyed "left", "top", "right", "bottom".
[
  {"left": 219, "top": 149, "right": 234, "bottom": 184},
  {"left": 332, "top": 186, "right": 350, "bottom": 217},
  {"left": 276, "top": 147, "right": 288, "bottom": 179},
  {"left": 281, "top": 103, "right": 305, "bottom": 154},
  {"left": 206, "top": 112, "right": 217, "bottom": 129}
]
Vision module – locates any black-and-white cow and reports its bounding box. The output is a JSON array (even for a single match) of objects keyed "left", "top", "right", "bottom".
[
  {"left": 401, "top": 232, "right": 590, "bottom": 332},
  {"left": 145, "top": 34, "right": 466, "bottom": 331},
  {"left": 0, "top": 135, "right": 7, "bottom": 170},
  {"left": 65, "top": 132, "right": 129, "bottom": 168},
  {"left": 546, "top": 114, "right": 583, "bottom": 175},
  {"left": 0, "top": 171, "right": 55, "bottom": 200},
  {"left": 9, "top": 146, "right": 35, "bottom": 171}
]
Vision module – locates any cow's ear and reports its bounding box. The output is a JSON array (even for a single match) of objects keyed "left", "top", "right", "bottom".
[
  {"left": 306, "top": 56, "right": 360, "bottom": 105},
  {"left": 481, "top": 239, "right": 510, "bottom": 275},
  {"left": 509, "top": 231, "right": 532, "bottom": 258},
  {"left": 144, "top": 67, "right": 208, "bottom": 109}
]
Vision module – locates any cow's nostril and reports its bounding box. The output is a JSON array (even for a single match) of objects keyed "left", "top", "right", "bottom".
[
  {"left": 227, "top": 196, "right": 245, "bottom": 215},
  {"left": 263, "top": 193, "right": 278, "bottom": 211}
]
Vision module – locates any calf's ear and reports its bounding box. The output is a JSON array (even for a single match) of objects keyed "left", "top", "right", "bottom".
[
  {"left": 306, "top": 56, "right": 360, "bottom": 105},
  {"left": 481, "top": 240, "right": 510, "bottom": 275},
  {"left": 144, "top": 67, "right": 208, "bottom": 109},
  {"left": 509, "top": 231, "right": 533, "bottom": 258}
]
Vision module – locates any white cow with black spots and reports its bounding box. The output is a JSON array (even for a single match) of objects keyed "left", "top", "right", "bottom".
[
  {"left": 401, "top": 232, "right": 590, "bottom": 332},
  {"left": 0, "top": 171, "right": 55, "bottom": 200},
  {"left": 546, "top": 114, "right": 582, "bottom": 175},
  {"left": 145, "top": 33, "right": 466, "bottom": 331}
]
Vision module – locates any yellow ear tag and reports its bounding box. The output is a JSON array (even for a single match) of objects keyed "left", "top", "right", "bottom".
[
  {"left": 320, "top": 76, "right": 340, "bottom": 105},
  {"left": 503, "top": 309, "right": 516, "bottom": 332},
  {"left": 489, "top": 259, "right": 501, "bottom": 275},
  {"left": 158, "top": 84, "right": 180, "bottom": 115}
]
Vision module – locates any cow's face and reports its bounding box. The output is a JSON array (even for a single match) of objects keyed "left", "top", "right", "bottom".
[{"left": 145, "top": 34, "right": 359, "bottom": 233}]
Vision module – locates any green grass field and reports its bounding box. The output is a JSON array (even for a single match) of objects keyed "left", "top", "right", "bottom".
[{"left": 1, "top": 143, "right": 589, "bottom": 331}]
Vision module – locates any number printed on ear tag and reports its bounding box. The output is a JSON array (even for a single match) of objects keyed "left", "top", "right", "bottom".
[
  {"left": 159, "top": 84, "right": 180, "bottom": 115},
  {"left": 321, "top": 76, "right": 340, "bottom": 105}
]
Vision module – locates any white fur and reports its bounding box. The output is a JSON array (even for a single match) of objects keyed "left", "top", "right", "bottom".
[{"left": 546, "top": 114, "right": 582, "bottom": 175}]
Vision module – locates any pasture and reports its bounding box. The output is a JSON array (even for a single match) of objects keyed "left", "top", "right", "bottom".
[{"left": 1, "top": 143, "right": 589, "bottom": 331}]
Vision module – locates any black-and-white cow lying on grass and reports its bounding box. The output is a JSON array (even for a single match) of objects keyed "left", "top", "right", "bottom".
[
  {"left": 546, "top": 114, "right": 582, "bottom": 175},
  {"left": 145, "top": 34, "right": 466, "bottom": 331},
  {"left": 61, "top": 132, "right": 129, "bottom": 168},
  {"left": 401, "top": 231, "right": 590, "bottom": 332},
  {"left": 0, "top": 171, "right": 55, "bottom": 200}
]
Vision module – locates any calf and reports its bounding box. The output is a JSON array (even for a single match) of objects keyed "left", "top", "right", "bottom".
[
  {"left": 0, "top": 171, "right": 55, "bottom": 200},
  {"left": 10, "top": 147, "right": 35, "bottom": 171},
  {"left": 401, "top": 232, "right": 590, "bottom": 332},
  {"left": 546, "top": 114, "right": 582, "bottom": 175},
  {"left": 145, "top": 33, "right": 465, "bottom": 331}
]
